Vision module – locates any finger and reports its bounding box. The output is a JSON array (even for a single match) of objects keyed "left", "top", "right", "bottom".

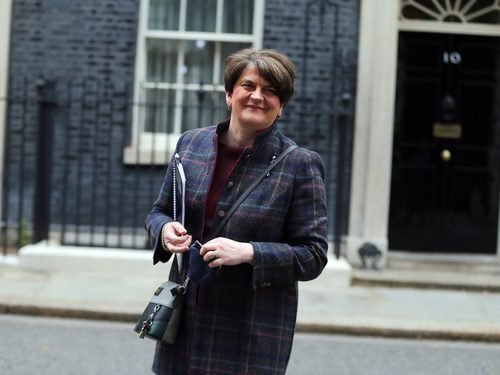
[
  {"left": 169, "top": 244, "right": 190, "bottom": 253},
  {"left": 184, "top": 235, "right": 193, "bottom": 247},
  {"left": 167, "top": 230, "right": 190, "bottom": 246},
  {"left": 199, "top": 244, "right": 211, "bottom": 257},
  {"left": 208, "top": 256, "right": 221, "bottom": 268},
  {"left": 203, "top": 250, "right": 218, "bottom": 263},
  {"left": 170, "top": 234, "right": 191, "bottom": 247},
  {"left": 173, "top": 235, "right": 191, "bottom": 245},
  {"left": 178, "top": 236, "right": 192, "bottom": 250},
  {"left": 170, "top": 221, "right": 187, "bottom": 235},
  {"left": 199, "top": 239, "right": 220, "bottom": 256}
]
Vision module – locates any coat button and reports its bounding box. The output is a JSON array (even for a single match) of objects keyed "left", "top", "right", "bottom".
[
  {"left": 227, "top": 181, "right": 234, "bottom": 189},
  {"left": 217, "top": 210, "right": 226, "bottom": 218}
]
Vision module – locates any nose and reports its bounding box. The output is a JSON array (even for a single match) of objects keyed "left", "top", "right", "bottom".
[{"left": 250, "top": 87, "right": 263, "bottom": 101}]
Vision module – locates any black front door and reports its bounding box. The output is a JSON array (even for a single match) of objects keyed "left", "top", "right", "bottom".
[{"left": 389, "top": 32, "right": 500, "bottom": 253}]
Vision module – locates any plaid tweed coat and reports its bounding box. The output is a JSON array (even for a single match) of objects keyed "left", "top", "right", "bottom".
[{"left": 145, "top": 120, "right": 328, "bottom": 375}]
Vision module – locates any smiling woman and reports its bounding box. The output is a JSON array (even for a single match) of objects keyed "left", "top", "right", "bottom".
[{"left": 145, "top": 48, "right": 329, "bottom": 374}]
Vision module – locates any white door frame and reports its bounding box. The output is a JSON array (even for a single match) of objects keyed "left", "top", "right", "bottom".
[
  {"left": 345, "top": 0, "right": 500, "bottom": 266},
  {"left": 344, "top": 0, "right": 400, "bottom": 267}
]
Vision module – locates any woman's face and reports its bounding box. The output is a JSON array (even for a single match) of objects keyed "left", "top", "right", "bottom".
[{"left": 226, "top": 65, "right": 283, "bottom": 132}]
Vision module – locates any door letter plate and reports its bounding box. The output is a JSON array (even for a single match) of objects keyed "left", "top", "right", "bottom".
[{"left": 433, "top": 123, "right": 462, "bottom": 139}]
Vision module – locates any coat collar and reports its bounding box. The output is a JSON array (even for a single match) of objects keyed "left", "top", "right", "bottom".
[{"left": 215, "top": 120, "right": 285, "bottom": 164}]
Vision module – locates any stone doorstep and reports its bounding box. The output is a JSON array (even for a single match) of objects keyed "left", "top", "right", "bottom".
[
  {"left": 351, "top": 270, "right": 500, "bottom": 293},
  {"left": 387, "top": 251, "right": 500, "bottom": 273}
]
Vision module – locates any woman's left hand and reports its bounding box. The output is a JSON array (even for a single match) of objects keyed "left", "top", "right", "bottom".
[{"left": 200, "top": 238, "right": 254, "bottom": 268}]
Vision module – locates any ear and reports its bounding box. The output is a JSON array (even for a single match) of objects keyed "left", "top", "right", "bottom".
[
  {"left": 278, "top": 106, "right": 283, "bottom": 118},
  {"left": 225, "top": 92, "right": 232, "bottom": 110}
]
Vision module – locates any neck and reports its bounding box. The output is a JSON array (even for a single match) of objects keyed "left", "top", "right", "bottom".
[{"left": 224, "top": 127, "right": 254, "bottom": 148}]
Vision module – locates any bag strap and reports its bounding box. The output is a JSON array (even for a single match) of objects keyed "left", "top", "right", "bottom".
[
  {"left": 211, "top": 145, "right": 298, "bottom": 238},
  {"left": 172, "top": 153, "right": 186, "bottom": 272},
  {"left": 172, "top": 155, "right": 178, "bottom": 222}
]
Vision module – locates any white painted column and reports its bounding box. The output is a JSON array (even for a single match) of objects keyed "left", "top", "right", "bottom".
[
  {"left": 345, "top": 0, "right": 400, "bottom": 267},
  {"left": 0, "top": 0, "right": 13, "bottom": 219}
]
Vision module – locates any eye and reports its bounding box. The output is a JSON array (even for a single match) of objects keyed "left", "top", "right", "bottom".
[
  {"left": 241, "top": 82, "right": 254, "bottom": 89},
  {"left": 264, "top": 87, "right": 277, "bottom": 95}
]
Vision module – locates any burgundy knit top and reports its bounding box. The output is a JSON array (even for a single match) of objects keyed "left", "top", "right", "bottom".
[{"left": 204, "top": 142, "right": 249, "bottom": 220}]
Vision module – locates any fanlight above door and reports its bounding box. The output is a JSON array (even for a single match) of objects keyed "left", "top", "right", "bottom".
[{"left": 400, "top": 0, "right": 500, "bottom": 24}]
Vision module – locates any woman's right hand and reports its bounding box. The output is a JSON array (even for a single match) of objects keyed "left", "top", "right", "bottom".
[{"left": 161, "top": 221, "right": 192, "bottom": 253}]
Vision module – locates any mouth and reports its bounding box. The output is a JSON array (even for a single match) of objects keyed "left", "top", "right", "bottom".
[{"left": 245, "top": 105, "right": 265, "bottom": 111}]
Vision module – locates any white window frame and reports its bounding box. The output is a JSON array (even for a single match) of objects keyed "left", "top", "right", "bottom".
[{"left": 124, "top": 0, "right": 265, "bottom": 165}]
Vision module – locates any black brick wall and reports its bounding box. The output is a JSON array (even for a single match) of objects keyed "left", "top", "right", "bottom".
[
  {"left": 9, "top": 0, "right": 139, "bottom": 80},
  {"left": 6, "top": 0, "right": 147, "bottom": 246},
  {"left": 4, "top": 0, "right": 360, "bottom": 247}
]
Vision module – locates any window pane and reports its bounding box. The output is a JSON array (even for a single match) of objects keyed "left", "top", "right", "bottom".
[
  {"left": 137, "top": 1, "right": 262, "bottom": 141},
  {"left": 182, "top": 90, "right": 227, "bottom": 131},
  {"left": 144, "top": 88, "right": 176, "bottom": 133},
  {"left": 186, "top": 0, "right": 217, "bottom": 32},
  {"left": 223, "top": 0, "right": 254, "bottom": 33},
  {"left": 148, "top": 0, "right": 180, "bottom": 30},
  {"left": 183, "top": 40, "right": 215, "bottom": 84},
  {"left": 218, "top": 42, "right": 253, "bottom": 84},
  {"left": 146, "top": 39, "right": 179, "bottom": 82}
]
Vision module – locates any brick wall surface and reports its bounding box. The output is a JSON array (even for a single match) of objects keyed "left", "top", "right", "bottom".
[
  {"left": 9, "top": 0, "right": 139, "bottom": 80},
  {"left": 4, "top": 0, "right": 360, "bottom": 246}
]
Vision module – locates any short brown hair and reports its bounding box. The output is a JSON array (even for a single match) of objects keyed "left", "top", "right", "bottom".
[{"left": 224, "top": 48, "right": 296, "bottom": 107}]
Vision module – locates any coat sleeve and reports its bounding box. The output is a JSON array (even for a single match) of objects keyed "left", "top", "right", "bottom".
[
  {"left": 145, "top": 161, "right": 174, "bottom": 265},
  {"left": 251, "top": 149, "right": 328, "bottom": 289},
  {"left": 145, "top": 133, "right": 189, "bottom": 264}
]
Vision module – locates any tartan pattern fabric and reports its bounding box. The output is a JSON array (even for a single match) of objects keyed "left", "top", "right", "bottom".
[{"left": 145, "top": 120, "right": 328, "bottom": 374}]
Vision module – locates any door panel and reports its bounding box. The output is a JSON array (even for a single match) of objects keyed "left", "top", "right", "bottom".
[{"left": 389, "top": 32, "right": 500, "bottom": 253}]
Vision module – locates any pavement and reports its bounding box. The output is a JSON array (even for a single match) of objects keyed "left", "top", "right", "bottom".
[{"left": 1, "top": 241, "right": 500, "bottom": 342}]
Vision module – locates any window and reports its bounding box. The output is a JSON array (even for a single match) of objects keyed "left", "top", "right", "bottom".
[{"left": 125, "top": 0, "right": 264, "bottom": 164}]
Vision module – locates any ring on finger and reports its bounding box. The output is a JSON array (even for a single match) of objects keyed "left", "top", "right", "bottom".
[{"left": 212, "top": 250, "right": 218, "bottom": 259}]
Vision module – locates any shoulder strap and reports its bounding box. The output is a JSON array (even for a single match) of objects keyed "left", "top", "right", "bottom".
[{"left": 212, "top": 145, "right": 298, "bottom": 238}]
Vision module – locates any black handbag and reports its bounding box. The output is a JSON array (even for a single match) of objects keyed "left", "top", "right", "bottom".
[
  {"left": 135, "top": 145, "right": 297, "bottom": 342},
  {"left": 134, "top": 279, "right": 188, "bottom": 342}
]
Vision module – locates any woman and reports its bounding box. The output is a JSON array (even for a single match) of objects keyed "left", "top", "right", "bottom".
[{"left": 145, "top": 48, "right": 328, "bottom": 374}]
